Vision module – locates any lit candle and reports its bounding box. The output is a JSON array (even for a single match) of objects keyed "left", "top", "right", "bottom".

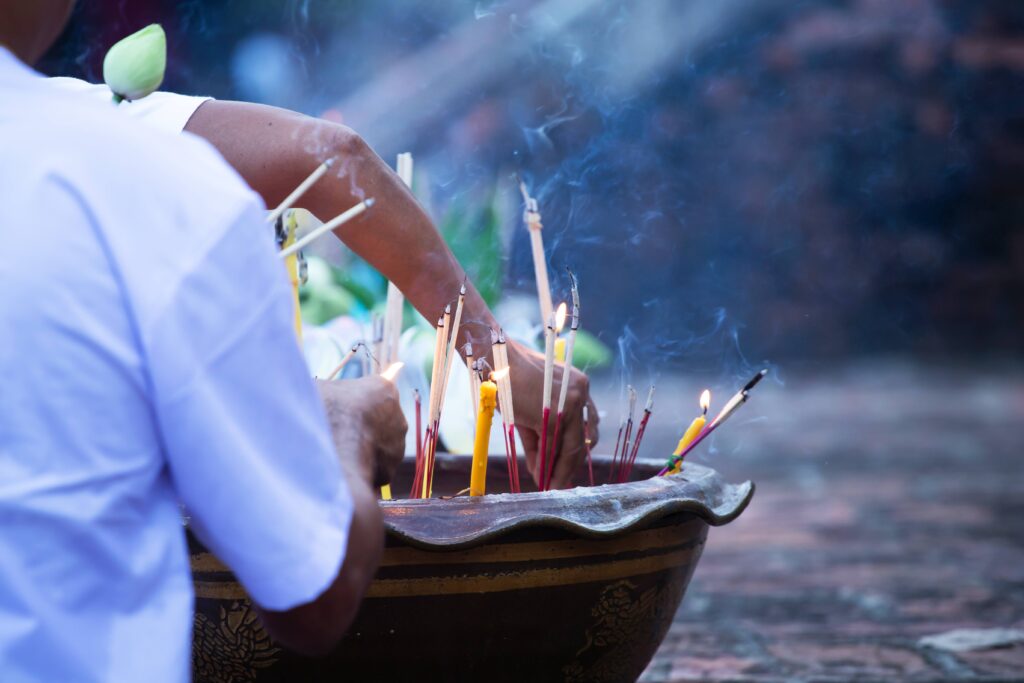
[
  {"left": 280, "top": 212, "right": 303, "bottom": 342},
  {"left": 553, "top": 302, "right": 568, "bottom": 362},
  {"left": 670, "top": 390, "right": 710, "bottom": 475},
  {"left": 470, "top": 373, "right": 499, "bottom": 497}
]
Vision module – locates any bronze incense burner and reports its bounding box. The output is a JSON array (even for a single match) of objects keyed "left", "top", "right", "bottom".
[{"left": 189, "top": 455, "right": 753, "bottom": 683}]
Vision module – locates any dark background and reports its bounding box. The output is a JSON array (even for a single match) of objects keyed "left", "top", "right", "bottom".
[{"left": 41, "top": 0, "right": 1024, "bottom": 369}]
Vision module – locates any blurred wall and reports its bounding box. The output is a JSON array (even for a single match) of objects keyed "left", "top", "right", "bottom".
[{"left": 40, "top": 0, "right": 1024, "bottom": 367}]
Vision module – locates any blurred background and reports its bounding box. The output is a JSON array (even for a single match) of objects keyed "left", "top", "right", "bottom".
[
  {"left": 41, "top": 1, "right": 1024, "bottom": 679},
  {"left": 42, "top": 0, "right": 1024, "bottom": 367}
]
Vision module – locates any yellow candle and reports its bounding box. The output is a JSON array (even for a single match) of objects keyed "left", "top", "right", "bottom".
[
  {"left": 470, "top": 379, "right": 498, "bottom": 496},
  {"left": 380, "top": 484, "right": 392, "bottom": 500},
  {"left": 669, "top": 389, "right": 710, "bottom": 475},
  {"left": 282, "top": 212, "right": 303, "bottom": 342},
  {"left": 554, "top": 337, "right": 566, "bottom": 363}
]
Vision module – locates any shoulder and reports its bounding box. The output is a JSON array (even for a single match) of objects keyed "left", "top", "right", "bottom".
[{"left": 16, "top": 79, "right": 260, "bottom": 244}]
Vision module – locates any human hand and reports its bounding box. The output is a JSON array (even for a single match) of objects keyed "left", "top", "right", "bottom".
[
  {"left": 505, "top": 338, "right": 599, "bottom": 489},
  {"left": 316, "top": 376, "right": 407, "bottom": 487}
]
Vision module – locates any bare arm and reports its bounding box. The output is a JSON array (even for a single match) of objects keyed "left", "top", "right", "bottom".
[
  {"left": 257, "top": 377, "right": 405, "bottom": 655},
  {"left": 185, "top": 100, "right": 598, "bottom": 487}
]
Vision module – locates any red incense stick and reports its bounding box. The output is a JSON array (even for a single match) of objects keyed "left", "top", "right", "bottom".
[
  {"left": 545, "top": 410, "right": 564, "bottom": 491},
  {"left": 538, "top": 406, "right": 551, "bottom": 491},
  {"left": 583, "top": 406, "right": 594, "bottom": 486},
  {"left": 508, "top": 425, "right": 521, "bottom": 493}
]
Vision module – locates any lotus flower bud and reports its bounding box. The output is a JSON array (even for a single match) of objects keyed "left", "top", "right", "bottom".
[{"left": 103, "top": 24, "right": 166, "bottom": 104}]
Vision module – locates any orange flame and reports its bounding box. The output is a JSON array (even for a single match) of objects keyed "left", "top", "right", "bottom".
[
  {"left": 700, "top": 389, "right": 711, "bottom": 414},
  {"left": 491, "top": 367, "right": 510, "bottom": 382},
  {"left": 554, "top": 302, "right": 568, "bottom": 333},
  {"left": 380, "top": 362, "right": 404, "bottom": 382}
]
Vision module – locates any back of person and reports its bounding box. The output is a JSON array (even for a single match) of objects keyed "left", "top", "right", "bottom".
[{"left": 0, "top": 47, "right": 353, "bottom": 682}]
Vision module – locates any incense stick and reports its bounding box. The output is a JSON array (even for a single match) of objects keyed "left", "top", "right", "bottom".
[
  {"left": 265, "top": 157, "right": 335, "bottom": 226},
  {"left": 279, "top": 198, "right": 374, "bottom": 258},
  {"left": 620, "top": 386, "right": 655, "bottom": 482},
  {"left": 546, "top": 277, "right": 580, "bottom": 490},
  {"left": 410, "top": 389, "right": 423, "bottom": 499},
  {"left": 657, "top": 369, "right": 769, "bottom": 476},
  {"left": 381, "top": 153, "right": 413, "bottom": 367},
  {"left": 538, "top": 313, "right": 556, "bottom": 491},
  {"left": 323, "top": 343, "right": 362, "bottom": 381},
  {"left": 494, "top": 330, "right": 520, "bottom": 492},
  {"left": 520, "top": 181, "right": 552, "bottom": 327}
]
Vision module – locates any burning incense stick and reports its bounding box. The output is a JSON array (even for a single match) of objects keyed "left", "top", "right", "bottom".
[
  {"left": 265, "top": 157, "right": 335, "bottom": 226},
  {"left": 658, "top": 369, "right": 769, "bottom": 476},
  {"left": 494, "top": 330, "right": 520, "bottom": 492},
  {"left": 538, "top": 313, "right": 556, "bottom": 491},
  {"left": 546, "top": 275, "right": 580, "bottom": 490},
  {"left": 420, "top": 311, "right": 447, "bottom": 498},
  {"left": 279, "top": 198, "right": 375, "bottom": 258},
  {"left": 620, "top": 386, "right": 655, "bottom": 482},
  {"left": 519, "top": 181, "right": 552, "bottom": 327},
  {"left": 609, "top": 386, "right": 638, "bottom": 483}
]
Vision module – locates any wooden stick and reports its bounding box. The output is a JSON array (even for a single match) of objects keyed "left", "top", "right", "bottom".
[
  {"left": 520, "top": 182, "right": 552, "bottom": 327},
  {"left": 265, "top": 158, "right": 335, "bottom": 226},
  {"left": 421, "top": 312, "right": 447, "bottom": 499},
  {"left": 279, "top": 198, "right": 374, "bottom": 258},
  {"left": 464, "top": 343, "right": 476, "bottom": 418},
  {"left": 538, "top": 313, "right": 556, "bottom": 490},
  {"left": 324, "top": 343, "right": 362, "bottom": 381}
]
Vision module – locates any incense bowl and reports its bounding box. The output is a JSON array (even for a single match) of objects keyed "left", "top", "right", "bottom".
[{"left": 189, "top": 455, "right": 753, "bottom": 683}]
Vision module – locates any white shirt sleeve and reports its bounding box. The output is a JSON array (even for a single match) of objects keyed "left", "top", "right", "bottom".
[
  {"left": 148, "top": 197, "right": 353, "bottom": 612},
  {"left": 48, "top": 77, "right": 211, "bottom": 133}
]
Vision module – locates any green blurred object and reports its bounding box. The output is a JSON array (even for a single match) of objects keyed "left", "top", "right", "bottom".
[
  {"left": 437, "top": 190, "right": 504, "bottom": 308},
  {"left": 103, "top": 24, "right": 166, "bottom": 103},
  {"left": 571, "top": 329, "right": 613, "bottom": 369}
]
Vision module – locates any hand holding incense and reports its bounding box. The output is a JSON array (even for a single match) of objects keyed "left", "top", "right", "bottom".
[{"left": 470, "top": 374, "right": 499, "bottom": 496}]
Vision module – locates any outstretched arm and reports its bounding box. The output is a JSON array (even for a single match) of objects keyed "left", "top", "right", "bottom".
[{"left": 185, "top": 100, "right": 598, "bottom": 487}]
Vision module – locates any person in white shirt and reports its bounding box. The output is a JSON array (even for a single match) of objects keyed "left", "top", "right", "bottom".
[
  {"left": 50, "top": 69, "right": 602, "bottom": 491},
  {"left": 0, "top": 3, "right": 405, "bottom": 682}
]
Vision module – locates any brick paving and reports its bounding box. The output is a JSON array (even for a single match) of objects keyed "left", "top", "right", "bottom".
[{"left": 595, "top": 362, "right": 1024, "bottom": 682}]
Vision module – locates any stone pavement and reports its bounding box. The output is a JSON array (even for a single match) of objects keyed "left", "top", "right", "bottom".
[{"left": 595, "top": 362, "right": 1024, "bottom": 682}]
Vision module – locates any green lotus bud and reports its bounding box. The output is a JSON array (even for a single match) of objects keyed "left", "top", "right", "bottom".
[{"left": 103, "top": 24, "right": 166, "bottom": 104}]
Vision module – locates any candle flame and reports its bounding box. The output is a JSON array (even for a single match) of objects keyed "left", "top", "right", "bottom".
[
  {"left": 554, "top": 301, "right": 568, "bottom": 333},
  {"left": 491, "top": 367, "right": 510, "bottom": 382},
  {"left": 700, "top": 389, "right": 711, "bottom": 414},
  {"left": 381, "top": 362, "right": 404, "bottom": 382}
]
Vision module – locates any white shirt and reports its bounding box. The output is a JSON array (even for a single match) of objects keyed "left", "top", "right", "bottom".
[
  {"left": 0, "top": 49, "right": 352, "bottom": 683},
  {"left": 49, "top": 76, "right": 211, "bottom": 133}
]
